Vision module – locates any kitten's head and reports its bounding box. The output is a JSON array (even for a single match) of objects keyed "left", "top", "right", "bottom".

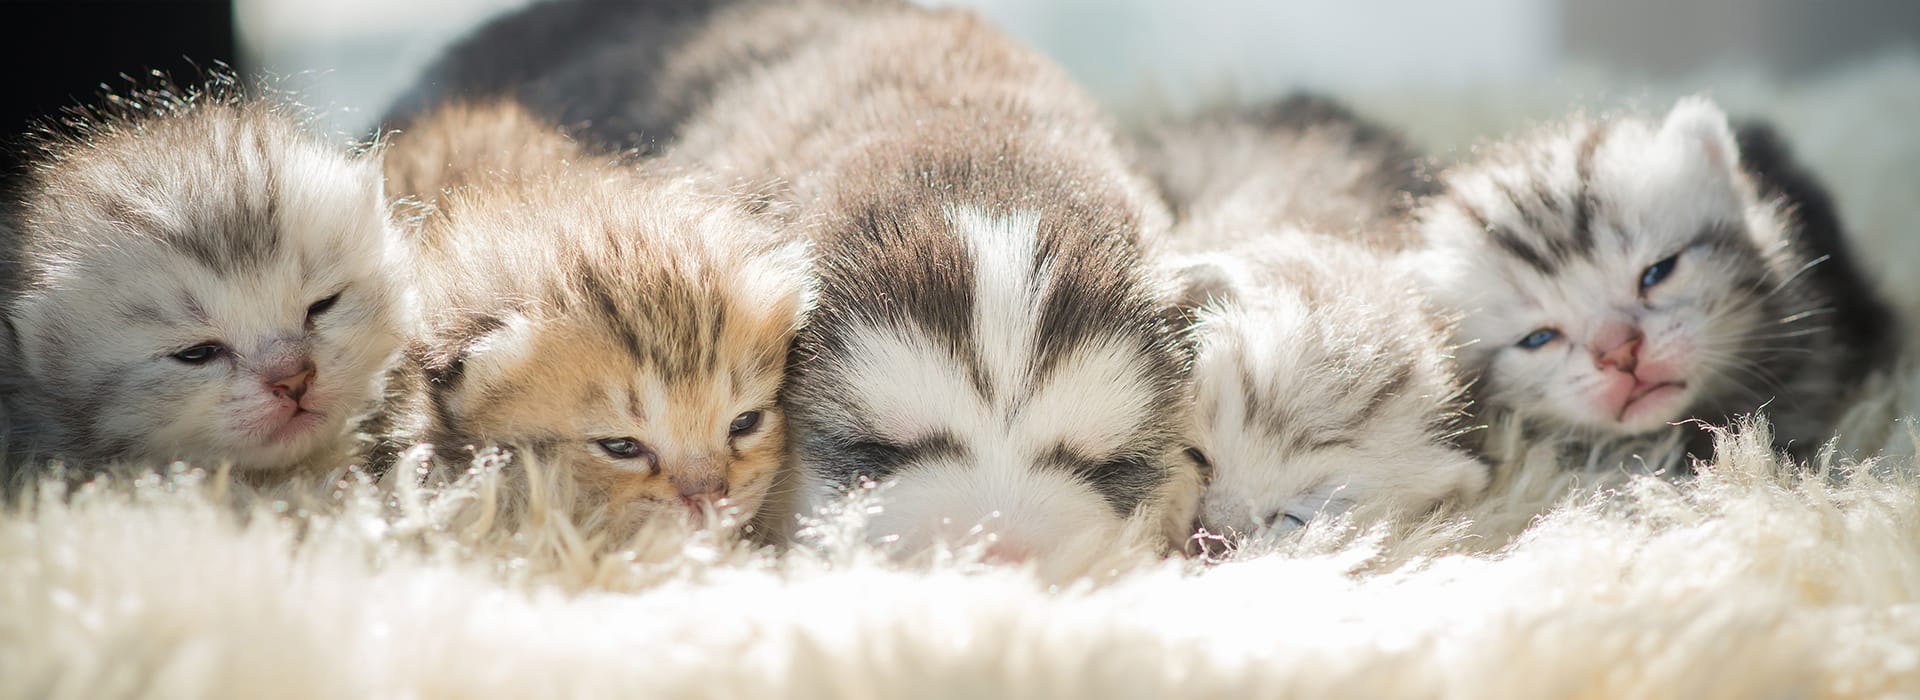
[
  {"left": 784, "top": 200, "right": 1197, "bottom": 577},
  {"left": 412, "top": 171, "right": 810, "bottom": 531},
  {"left": 1413, "top": 97, "right": 1810, "bottom": 436},
  {"left": 3, "top": 88, "right": 410, "bottom": 471},
  {"left": 1171, "top": 244, "right": 1485, "bottom": 543}
]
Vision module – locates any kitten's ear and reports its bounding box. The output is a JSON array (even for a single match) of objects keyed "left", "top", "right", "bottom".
[
  {"left": 1660, "top": 96, "right": 1741, "bottom": 179},
  {"left": 421, "top": 312, "right": 540, "bottom": 413},
  {"left": 1166, "top": 257, "right": 1239, "bottom": 314}
]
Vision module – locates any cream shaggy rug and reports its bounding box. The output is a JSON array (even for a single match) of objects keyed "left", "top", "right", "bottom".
[{"left": 6, "top": 53, "right": 1920, "bottom": 700}]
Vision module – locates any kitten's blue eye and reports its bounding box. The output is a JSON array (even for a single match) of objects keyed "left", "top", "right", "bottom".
[
  {"left": 595, "top": 437, "right": 654, "bottom": 462},
  {"left": 1516, "top": 328, "right": 1560, "bottom": 349},
  {"left": 727, "top": 410, "right": 763, "bottom": 437},
  {"left": 171, "top": 343, "right": 227, "bottom": 364},
  {"left": 1640, "top": 254, "right": 1680, "bottom": 291}
]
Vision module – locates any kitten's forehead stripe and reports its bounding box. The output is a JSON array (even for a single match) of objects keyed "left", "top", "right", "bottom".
[
  {"left": 1353, "top": 363, "right": 1415, "bottom": 428},
  {"left": 1498, "top": 179, "right": 1546, "bottom": 236},
  {"left": 1570, "top": 121, "right": 1611, "bottom": 253},
  {"left": 574, "top": 259, "right": 647, "bottom": 367}
]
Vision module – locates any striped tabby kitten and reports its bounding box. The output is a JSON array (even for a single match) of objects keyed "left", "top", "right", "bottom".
[
  {"left": 1, "top": 79, "right": 411, "bottom": 479},
  {"left": 381, "top": 100, "right": 809, "bottom": 531},
  {"left": 1410, "top": 97, "right": 1894, "bottom": 457},
  {"left": 1142, "top": 96, "right": 1484, "bottom": 544}
]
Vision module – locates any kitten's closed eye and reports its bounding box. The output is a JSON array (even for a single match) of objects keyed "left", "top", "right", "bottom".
[
  {"left": 1184, "top": 447, "right": 1215, "bottom": 483},
  {"left": 172, "top": 343, "right": 228, "bottom": 365},
  {"left": 1639, "top": 254, "right": 1680, "bottom": 292},
  {"left": 305, "top": 291, "right": 343, "bottom": 326},
  {"left": 1516, "top": 328, "right": 1560, "bottom": 349}
]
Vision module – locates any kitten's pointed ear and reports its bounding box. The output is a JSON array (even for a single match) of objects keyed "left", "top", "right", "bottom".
[
  {"left": 1660, "top": 96, "right": 1740, "bottom": 178},
  {"left": 1166, "top": 258, "right": 1239, "bottom": 314}
]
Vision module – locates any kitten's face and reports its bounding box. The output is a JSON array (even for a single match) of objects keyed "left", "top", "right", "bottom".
[
  {"left": 785, "top": 204, "right": 1195, "bottom": 575},
  {"left": 7, "top": 108, "right": 409, "bottom": 470},
  {"left": 422, "top": 219, "right": 808, "bottom": 531},
  {"left": 1418, "top": 99, "right": 1791, "bottom": 435},
  {"left": 1177, "top": 264, "right": 1484, "bottom": 541}
]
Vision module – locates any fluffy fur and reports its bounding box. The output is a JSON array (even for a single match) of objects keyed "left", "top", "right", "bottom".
[
  {"left": 3, "top": 40, "right": 1920, "bottom": 700},
  {"left": 1409, "top": 97, "right": 1896, "bottom": 458},
  {"left": 1136, "top": 94, "right": 1434, "bottom": 251},
  {"left": 1142, "top": 96, "right": 1484, "bottom": 545},
  {"left": 380, "top": 99, "right": 810, "bottom": 534},
  {"left": 563, "top": 0, "right": 1195, "bottom": 572},
  {"left": 0, "top": 78, "right": 410, "bottom": 479}
]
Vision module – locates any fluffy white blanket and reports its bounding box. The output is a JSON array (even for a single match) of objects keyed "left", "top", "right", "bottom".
[{"left": 6, "top": 53, "right": 1920, "bottom": 700}]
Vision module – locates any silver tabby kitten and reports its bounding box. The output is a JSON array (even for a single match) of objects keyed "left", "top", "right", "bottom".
[
  {"left": 1142, "top": 96, "right": 1486, "bottom": 544},
  {"left": 1, "top": 79, "right": 411, "bottom": 478},
  {"left": 1410, "top": 97, "right": 1894, "bottom": 458}
]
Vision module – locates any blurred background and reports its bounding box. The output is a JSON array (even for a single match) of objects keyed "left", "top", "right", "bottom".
[
  {"left": 3, "top": 0, "right": 1915, "bottom": 137},
  {"left": 2, "top": 0, "right": 1916, "bottom": 186}
]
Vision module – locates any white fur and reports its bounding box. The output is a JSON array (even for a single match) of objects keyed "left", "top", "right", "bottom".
[
  {"left": 1413, "top": 97, "right": 1799, "bottom": 437},
  {"left": 6, "top": 54, "right": 1920, "bottom": 700},
  {"left": 803, "top": 205, "right": 1171, "bottom": 568},
  {"left": 1173, "top": 239, "right": 1486, "bottom": 542},
  {"left": 5, "top": 105, "right": 411, "bottom": 473}
]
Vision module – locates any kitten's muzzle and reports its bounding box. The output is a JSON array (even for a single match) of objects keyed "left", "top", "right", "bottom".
[
  {"left": 1592, "top": 325, "right": 1645, "bottom": 374},
  {"left": 265, "top": 359, "right": 316, "bottom": 402},
  {"left": 670, "top": 458, "right": 728, "bottom": 507}
]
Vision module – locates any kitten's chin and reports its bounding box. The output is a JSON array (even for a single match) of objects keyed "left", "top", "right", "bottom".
[
  {"left": 1604, "top": 381, "right": 1692, "bottom": 433},
  {"left": 221, "top": 411, "right": 350, "bottom": 472}
]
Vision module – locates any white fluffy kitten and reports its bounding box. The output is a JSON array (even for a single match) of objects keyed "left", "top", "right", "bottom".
[
  {"left": 1, "top": 80, "right": 411, "bottom": 476},
  {"left": 1168, "top": 238, "right": 1487, "bottom": 542},
  {"left": 1410, "top": 97, "right": 1889, "bottom": 456},
  {"left": 1142, "top": 95, "right": 1486, "bottom": 545}
]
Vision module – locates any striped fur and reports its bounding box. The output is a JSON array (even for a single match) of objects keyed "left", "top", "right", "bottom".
[
  {"left": 381, "top": 100, "right": 810, "bottom": 533},
  {"left": 524, "top": 0, "right": 1195, "bottom": 568},
  {"left": 1142, "top": 95, "right": 1484, "bottom": 545},
  {"left": 0, "top": 77, "right": 411, "bottom": 479},
  {"left": 1410, "top": 97, "right": 1894, "bottom": 457}
]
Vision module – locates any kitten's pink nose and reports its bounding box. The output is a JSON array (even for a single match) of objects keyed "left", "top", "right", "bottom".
[
  {"left": 1594, "top": 335, "right": 1643, "bottom": 373},
  {"left": 671, "top": 463, "right": 728, "bottom": 507},
  {"left": 265, "top": 359, "right": 316, "bottom": 401}
]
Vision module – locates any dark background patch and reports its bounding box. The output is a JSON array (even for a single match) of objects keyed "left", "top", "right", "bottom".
[{"left": 0, "top": 2, "right": 237, "bottom": 190}]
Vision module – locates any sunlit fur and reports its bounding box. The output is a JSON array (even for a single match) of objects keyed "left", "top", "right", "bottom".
[
  {"left": 1411, "top": 97, "right": 1879, "bottom": 454},
  {"left": 0, "top": 79, "right": 411, "bottom": 477},
  {"left": 557, "top": 0, "right": 1197, "bottom": 574},
  {"left": 1167, "top": 238, "right": 1486, "bottom": 542},
  {"left": 1142, "top": 95, "right": 1484, "bottom": 544},
  {"left": 382, "top": 100, "right": 810, "bottom": 533}
]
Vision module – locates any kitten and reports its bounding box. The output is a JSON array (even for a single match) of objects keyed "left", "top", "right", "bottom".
[
  {"left": 1142, "top": 95, "right": 1485, "bottom": 545},
  {"left": 1138, "top": 93, "right": 1435, "bottom": 251},
  {"left": 411, "top": 0, "right": 1199, "bottom": 570},
  {"left": 380, "top": 99, "right": 810, "bottom": 532},
  {"left": 0, "top": 77, "right": 411, "bottom": 479},
  {"left": 1409, "top": 97, "right": 1895, "bottom": 458}
]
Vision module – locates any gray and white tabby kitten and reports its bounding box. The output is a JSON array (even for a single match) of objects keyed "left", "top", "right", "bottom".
[
  {"left": 1141, "top": 95, "right": 1486, "bottom": 543},
  {"left": 1410, "top": 97, "right": 1895, "bottom": 458},
  {"left": 0, "top": 78, "right": 412, "bottom": 479}
]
